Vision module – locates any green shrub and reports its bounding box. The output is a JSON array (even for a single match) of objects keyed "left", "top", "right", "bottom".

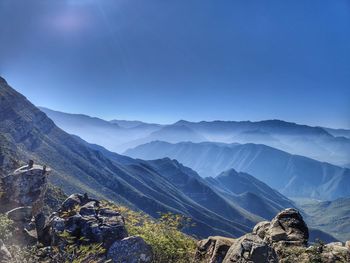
[
  {"left": 0, "top": 213, "right": 14, "bottom": 242},
  {"left": 108, "top": 202, "right": 197, "bottom": 263}
]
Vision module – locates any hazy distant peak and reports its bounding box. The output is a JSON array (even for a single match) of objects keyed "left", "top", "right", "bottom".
[
  {"left": 216, "top": 168, "right": 240, "bottom": 178},
  {"left": 173, "top": 120, "right": 191, "bottom": 126},
  {"left": 110, "top": 119, "right": 161, "bottom": 129}
]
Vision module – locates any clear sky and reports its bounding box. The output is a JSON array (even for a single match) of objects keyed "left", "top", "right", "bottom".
[{"left": 0, "top": 0, "right": 349, "bottom": 128}]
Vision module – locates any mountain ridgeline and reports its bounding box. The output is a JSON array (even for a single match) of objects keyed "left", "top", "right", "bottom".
[
  {"left": 1, "top": 76, "right": 347, "bottom": 244},
  {"left": 125, "top": 141, "right": 350, "bottom": 200},
  {"left": 41, "top": 108, "right": 350, "bottom": 168},
  {"left": 0, "top": 77, "right": 299, "bottom": 239}
]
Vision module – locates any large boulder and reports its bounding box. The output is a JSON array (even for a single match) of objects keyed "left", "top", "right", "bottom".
[
  {"left": 265, "top": 208, "right": 308, "bottom": 246},
  {"left": 0, "top": 163, "right": 49, "bottom": 215},
  {"left": 194, "top": 236, "right": 235, "bottom": 263},
  {"left": 107, "top": 236, "right": 153, "bottom": 263},
  {"left": 223, "top": 233, "right": 278, "bottom": 263},
  {"left": 194, "top": 208, "right": 310, "bottom": 263}
]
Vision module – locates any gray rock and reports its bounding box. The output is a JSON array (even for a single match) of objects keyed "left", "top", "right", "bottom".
[
  {"left": 1, "top": 165, "right": 48, "bottom": 210},
  {"left": 195, "top": 236, "right": 235, "bottom": 263},
  {"left": 223, "top": 234, "right": 278, "bottom": 263},
  {"left": 79, "top": 201, "right": 98, "bottom": 216},
  {"left": 265, "top": 208, "right": 308, "bottom": 246},
  {"left": 60, "top": 194, "right": 84, "bottom": 212},
  {"left": 6, "top": 206, "right": 32, "bottom": 222},
  {"left": 107, "top": 236, "right": 153, "bottom": 263},
  {"left": 0, "top": 239, "right": 12, "bottom": 262},
  {"left": 49, "top": 194, "right": 128, "bottom": 248},
  {"left": 252, "top": 221, "right": 270, "bottom": 239}
]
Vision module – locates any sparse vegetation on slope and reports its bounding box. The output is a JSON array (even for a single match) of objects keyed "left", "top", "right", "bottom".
[{"left": 104, "top": 201, "right": 197, "bottom": 263}]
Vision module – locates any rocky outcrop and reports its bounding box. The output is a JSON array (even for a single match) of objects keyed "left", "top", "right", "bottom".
[
  {"left": 0, "top": 162, "right": 50, "bottom": 247},
  {"left": 107, "top": 236, "right": 153, "bottom": 263},
  {"left": 265, "top": 208, "right": 308, "bottom": 246},
  {"left": 0, "top": 164, "right": 153, "bottom": 263},
  {"left": 0, "top": 162, "right": 49, "bottom": 215},
  {"left": 47, "top": 194, "right": 128, "bottom": 249},
  {"left": 195, "top": 236, "right": 235, "bottom": 263},
  {"left": 223, "top": 234, "right": 278, "bottom": 263},
  {"left": 194, "top": 208, "right": 311, "bottom": 263}
]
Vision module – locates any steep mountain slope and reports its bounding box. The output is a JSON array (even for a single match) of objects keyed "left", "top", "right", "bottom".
[
  {"left": 206, "top": 169, "right": 295, "bottom": 220},
  {"left": 76, "top": 136, "right": 296, "bottom": 222},
  {"left": 125, "top": 141, "right": 350, "bottom": 200},
  {"left": 0, "top": 77, "right": 256, "bottom": 238},
  {"left": 297, "top": 198, "right": 350, "bottom": 242}
]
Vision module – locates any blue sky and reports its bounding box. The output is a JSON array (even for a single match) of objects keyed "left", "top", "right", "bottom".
[{"left": 0, "top": 0, "right": 349, "bottom": 128}]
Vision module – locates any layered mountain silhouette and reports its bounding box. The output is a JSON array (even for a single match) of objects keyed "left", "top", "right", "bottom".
[
  {"left": 39, "top": 107, "right": 160, "bottom": 153},
  {"left": 1, "top": 77, "right": 300, "bottom": 239},
  {"left": 206, "top": 169, "right": 294, "bottom": 220},
  {"left": 125, "top": 141, "right": 350, "bottom": 200},
  {"left": 0, "top": 77, "right": 254, "bottom": 238},
  {"left": 41, "top": 108, "right": 350, "bottom": 168}
]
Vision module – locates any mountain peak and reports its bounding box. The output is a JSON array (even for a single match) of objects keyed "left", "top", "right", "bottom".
[{"left": 217, "top": 168, "right": 239, "bottom": 178}]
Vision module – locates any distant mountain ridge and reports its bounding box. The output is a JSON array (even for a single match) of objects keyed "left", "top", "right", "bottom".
[
  {"left": 1, "top": 77, "right": 300, "bottom": 239},
  {"left": 41, "top": 108, "right": 350, "bottom": 168},
  {"left": 125, "top": 141, "right": 350, "bottom": 200}
]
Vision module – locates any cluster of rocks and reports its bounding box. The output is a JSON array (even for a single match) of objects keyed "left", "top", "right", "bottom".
[
  {"left": 43, "top": 193, "right": 153, "bottom": 262},
  {"left": 0, "top": 162, "right": 153, "bottom": 263},
  {"left": 194, "top": 208, "right": 350, "bottom": 263}
]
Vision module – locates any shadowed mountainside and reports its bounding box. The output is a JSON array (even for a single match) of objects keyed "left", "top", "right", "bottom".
[{"left": 125, "top": 141, "right": 350, "bottom": 200}]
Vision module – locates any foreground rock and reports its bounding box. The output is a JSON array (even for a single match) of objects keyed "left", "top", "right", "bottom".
[
  {"left": 47, "top": 194, "right": 128, "bottom": 249},
  {"left": 0, "top": 162, "right": 50, "bottom": 246},
  {"left": 223, "top": 234, "right": 278, "bottom": 263},
  {"left": 0, "top": 164, "right": 153, "bottom": 263},
  {"left": 195, "top": 236, "right": 235, "bottom": 263},
  {"left": 265, "top": 208, "right": 308, "bottom": 246},
  {"left": 107, "top": 236, "right": 153, "bottom": 263},
  {"left": 194, "top": 208, "right": 349, "bottom": 263},
  {"left": 0, "top": 162, "right": 49, "bottom": 215}
]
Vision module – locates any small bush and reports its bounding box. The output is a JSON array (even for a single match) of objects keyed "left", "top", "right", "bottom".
[
  {"left": 0, "top": 213, "right": 14, "bottom": 242},
  {"left": 106, "top": 202, "right": 197, "bottom": 263}
]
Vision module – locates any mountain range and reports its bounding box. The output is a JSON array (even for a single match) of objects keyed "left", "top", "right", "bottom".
[
  {"left": 125, "top": 141, "right": 350, "bottom": 200},
  {"left": 0, "top": 77, "right": 300, "bottom": 239},
  {"left": 41, "top": 108, "right": 350, "bottom": 168}
]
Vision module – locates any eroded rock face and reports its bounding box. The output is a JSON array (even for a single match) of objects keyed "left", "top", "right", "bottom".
[
  {"left": 107, "top": 236, "right": 153, "bottom": 263},
  {"left": 0, "top": 164, "right": 49, "bottom": 215},
  {"left": 194, "top": 208, "right": 310, "bottom": 263},
  {"left": 48, "top": 194, "right": 128, "bottom": 249},
  {"left": 265, "top": 208, "right": 308, "bottom": 246},
  {"left": 223, "top": 234, "right": 278, "bottom": 263},
  {"left": 252, "top": 221, "right": 270, "bottom": 239},
  {"left": 195, "top": 236, "right": 236, "bottom": 263}
]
